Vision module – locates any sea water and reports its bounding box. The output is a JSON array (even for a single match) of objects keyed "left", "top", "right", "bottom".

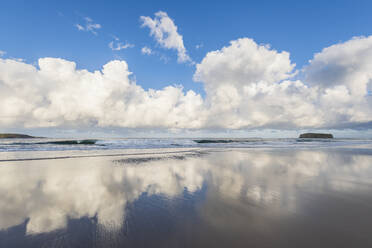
[{"left": 1, "top": 137, "right": 372, "bottom": 153}]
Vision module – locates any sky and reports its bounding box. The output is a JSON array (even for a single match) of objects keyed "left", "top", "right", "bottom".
[{"left": 1, "top": 0, "right": 372, "bottom": 137}]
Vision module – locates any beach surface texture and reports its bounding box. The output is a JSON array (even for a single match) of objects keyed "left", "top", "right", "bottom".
[{"left": 1, "top": 138, "right": 372, "bottom": 247}]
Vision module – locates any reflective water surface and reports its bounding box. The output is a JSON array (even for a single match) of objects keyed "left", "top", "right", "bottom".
[{"left": 1, "top": 148, "right": 372, "bottom": 247}]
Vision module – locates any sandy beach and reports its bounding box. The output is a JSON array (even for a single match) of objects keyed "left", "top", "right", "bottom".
[{"left": 1, "top": 145, "right": 372, "bottom": 247}]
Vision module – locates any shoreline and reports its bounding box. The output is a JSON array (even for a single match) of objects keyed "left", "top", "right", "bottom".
[
  {"left": 0, "top": 147, "right": 210, "bottom": 163},
  {"left": 2, "top": 144, "right": 372, "bottom": 163}
]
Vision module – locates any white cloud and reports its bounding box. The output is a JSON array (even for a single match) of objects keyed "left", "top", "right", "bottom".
[
  {"left": 193, "top": 37, "right": 372, "bottom": 129},
  {"left": 1, "top": 36, "right": 372, "bottom": 130},
  {"left": 140, "top": 11, "right": 191, "bottom": 63},
  {"left": 194, "top": 38, "right": 296, "bottom": 88},
  {"left": 75, "top": 17, "right": 101, "bottom": 35},
  {"left": 301, "top": 36, "right": 372, "bottom": 126},
  {"left": 75, "top": 24, "right": 84, "bottom": 31},
  {"left": 304, "top": 36, "right": 372, "bottom": 96},
  {"left": 141, "top": 46, "right": 153, "bottom": 55},
  {"left": 108, "top": 35, "right": 134, "bottom": 51},
  {"left": 193, "top": 38, "right": 320, "bottom": 128},
  {"left": 0, "top": 50, "right": 6, "bottom": 57},
  {"left": 0, "top": 58, "right": 205, "bottom": 129},
  {"left": 109, "top": 41, "right": 134, "bottom": 51}
]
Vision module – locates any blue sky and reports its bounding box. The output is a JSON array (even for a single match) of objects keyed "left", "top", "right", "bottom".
[
  {"left": 1, "top": 0, "right": 372, "bottom": 137},
  {"left": 1, "top": 0, "right": 371, "bottom": 93}
]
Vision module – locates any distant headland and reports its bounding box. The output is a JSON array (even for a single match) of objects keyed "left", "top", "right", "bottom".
[
  {"left": 0, "top": 133, "right": 36, "bottom": 139},
  {"left": 299, "top": 133, "right": 333, "bottom": 139}
]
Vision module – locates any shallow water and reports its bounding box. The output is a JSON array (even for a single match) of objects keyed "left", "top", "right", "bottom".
[
  {"left": 1, "top": 137, "right": 372, "bottom": 152},
  {"left": 1, "top": 148, "right": 372, "bottom": 247}
]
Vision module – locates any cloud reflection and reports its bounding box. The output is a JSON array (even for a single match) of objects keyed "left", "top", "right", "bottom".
[{"left": 0, "top": 149, "right": 371, "bottom": 235}]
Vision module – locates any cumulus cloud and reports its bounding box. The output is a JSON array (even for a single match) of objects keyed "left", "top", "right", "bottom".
[
  {"left": 304, "top": 36, "right": 372, "bottom": 94},
  {"left": 141, "top": 46, "right": 153, "bottom": 55},
  {"left": 0, "top": 50, "right": 6, "bottom": 57},
  {"left": 193, "top": 37, "right": 372, "bottom": 129},
  {"left": 140, "top": 11, "right": 191, "bottom": 63},
  {"left": 1, "top": 36, "right": 372, "bottom": 130},
  {"left": 194, "top": 38, "right": 321, "bottom": 128},
  {"left": 0, "top": 58, "right": 205, "bottom": 129},
  {"left": 75, "top": 17, "right": 101, "bottom": 35},
  {"left": 302, "top": 36, "right": 372, "bottom": 126},
  {"left": 194, "top": 38, "right": 296, "bottom": 87}
]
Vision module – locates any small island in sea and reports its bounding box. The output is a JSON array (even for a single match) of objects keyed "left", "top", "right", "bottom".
[
  {"left": 299, "top": 133, "right": 334, "bottom": 139},
  {"left": 0, "top": 133, "right": 36, "bottom": 139}
]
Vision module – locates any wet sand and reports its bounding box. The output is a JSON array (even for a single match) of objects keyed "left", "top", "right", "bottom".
[{"left": 1, "top": 148, "right": 372, "bottom": 247}]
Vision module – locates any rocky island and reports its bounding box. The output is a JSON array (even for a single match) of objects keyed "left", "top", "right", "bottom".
[
  {"left": 299, "top": 133, "right": 333, "bottom": 139},
  {"left": 0, "top": 133, "right": 36, "bottom": 139}
]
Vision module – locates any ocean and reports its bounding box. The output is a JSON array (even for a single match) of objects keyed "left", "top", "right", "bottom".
[{"left": 1, "top": 137, "right": 372, "bottom": 152}]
